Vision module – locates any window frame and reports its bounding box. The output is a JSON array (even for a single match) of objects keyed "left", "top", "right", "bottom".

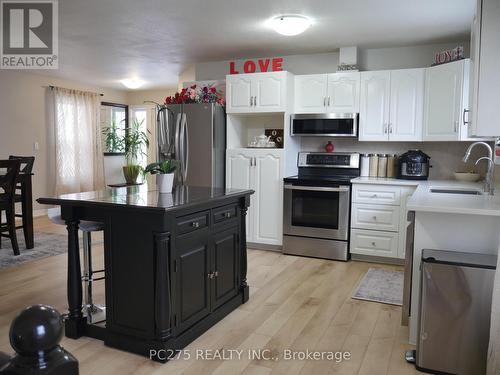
[{"left": 101, "top": 101, "right": 129, "bottom": 156}]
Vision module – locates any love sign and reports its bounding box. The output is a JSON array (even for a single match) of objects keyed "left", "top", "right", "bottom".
[{"left": 229, "top": 58, "right": 284, "bottom": 74}]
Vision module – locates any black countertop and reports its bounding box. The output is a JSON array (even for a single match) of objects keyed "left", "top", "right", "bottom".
[{"left": 37, "top": 185, "right": 254, "bottom": 212}]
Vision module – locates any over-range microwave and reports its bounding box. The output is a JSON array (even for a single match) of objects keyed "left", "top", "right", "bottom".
[{"left": 290, "top": 113, "right": 358, "bottom": 137}]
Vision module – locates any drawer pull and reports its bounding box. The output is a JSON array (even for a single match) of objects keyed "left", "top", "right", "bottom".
[
  {"left": 372, "top": 194, "right": 378, "bottom": 198},
  {"left": 208, "top": 272, "right": 214, "bottom": 279},
  {"left": 371, "top": 242, "right": 376, "bottom": 247},
  {"left": 224, "top": 212, "right": 232, "bottom": 218},
  {"left": 373, "top": 216, "right": 377, "bottom": 220},
  {"left": 214, "top": 271, "right": 219, "bottom": 277},
  {"left": 191, "top": 221, "right": 200, "bottom": 228}
]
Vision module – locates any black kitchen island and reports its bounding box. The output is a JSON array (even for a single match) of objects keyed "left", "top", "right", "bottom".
[{"left": 37, "top": 185, "right": 253, "bottom": 361}]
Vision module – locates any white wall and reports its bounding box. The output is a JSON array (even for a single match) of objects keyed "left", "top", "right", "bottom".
[
  {"left": 194, "top": 42, "right": 469, "bottom": 80},
  {"left": 0, "top": 70, "right": 128, "bottom": 212},
  {"left": 127, "top": 88, "right": 177, "bottom": 106}
]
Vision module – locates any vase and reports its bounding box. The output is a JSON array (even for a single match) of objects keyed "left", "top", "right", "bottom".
[
  {"left": 157, "top": 173, "right": 174, "bottom": 193},
  {"left": 122, "top": 165, "right": 141, "bottom": 184},
  {"left": 325, "top": 141, "right": 334, "bottom": 153}
]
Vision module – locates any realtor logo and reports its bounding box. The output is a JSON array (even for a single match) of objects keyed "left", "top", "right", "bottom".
[{"left": 1, "top": 0, "right": 58, "bottom": 69}]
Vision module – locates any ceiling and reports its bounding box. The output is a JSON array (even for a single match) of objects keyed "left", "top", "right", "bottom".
[{"left": 45, "top": 0, "right": 474, "bottom": 90}]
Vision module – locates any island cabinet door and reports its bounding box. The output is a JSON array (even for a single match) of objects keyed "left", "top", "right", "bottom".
[
  {"left": 211, "top": 227, "right": 240, "bottom": 310},
  {"left": 175, "top": 232, "right": 211, "bottom": 334}
]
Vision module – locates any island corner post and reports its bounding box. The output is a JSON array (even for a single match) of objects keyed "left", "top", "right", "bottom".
[{"left": 37, "top": 187, "right": 253, "bottom": 361}]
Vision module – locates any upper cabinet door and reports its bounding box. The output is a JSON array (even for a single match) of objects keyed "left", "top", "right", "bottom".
[
  {"left": 359, "top": 71, "right": 391, "bottom": 141},
  {"left": 253, "top": 72, "right": 287, "bottom": 112},
  {"left": 327, "top": 72, "right": 360, "bottom": 113},
  {"left": 294, "top": 74, "right": 328, "bottom": 113},
  {"left": 423, "top": 60, "right": 463, "bottom": 141},
  {"left": 389, "top": 69, "right": 424, "bottom": 141},
  {"left": 226, "top": 75, "right": 253, "bottom": 113}
]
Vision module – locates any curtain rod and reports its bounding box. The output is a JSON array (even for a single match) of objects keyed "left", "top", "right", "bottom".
[{"left": 47, "top": 85, "right": 104, "bottom": 97}]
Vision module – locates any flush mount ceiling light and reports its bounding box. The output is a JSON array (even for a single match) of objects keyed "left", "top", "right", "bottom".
[
  {"left": 269, "top": 15, "right": 312, "bottom": 36},
  {"left": 121, "top": 78, "right": 145, "bottom": 89}
]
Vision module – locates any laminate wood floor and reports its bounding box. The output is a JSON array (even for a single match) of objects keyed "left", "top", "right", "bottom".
[{"left": 0, "top": 216, "right": 423, "bottom": 375}]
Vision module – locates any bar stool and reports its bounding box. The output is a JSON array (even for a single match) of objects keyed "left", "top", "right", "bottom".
[{"left": 47, "top": 208, "right": 105, "bottom": 323}]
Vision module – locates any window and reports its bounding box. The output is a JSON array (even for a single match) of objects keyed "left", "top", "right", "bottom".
[{"left": 100, "top": 102, "right": 128, "bottom": 155}]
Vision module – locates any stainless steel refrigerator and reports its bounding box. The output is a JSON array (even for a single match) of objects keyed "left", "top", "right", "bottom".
[{"left": 157, "top": 103, "right": 226, "bottom": 188}]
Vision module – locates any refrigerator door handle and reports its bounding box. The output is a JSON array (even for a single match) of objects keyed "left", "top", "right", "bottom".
[
  {"left": 174, "top": 113, "right": 182, "bottom": 183},
  {"left": 181, "top": 113, "right": 189, "bottom": 183}
]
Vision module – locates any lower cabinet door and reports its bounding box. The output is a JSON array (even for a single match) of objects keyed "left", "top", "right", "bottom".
[
  {"left": 350, "top": 229, "right": 399, "bottom": 258},
  {"left": 176, "top": 232, "right": 211, "bottom": 333},
  {"left": 212, "top": 227, "right": 240, "bottom": 309}
]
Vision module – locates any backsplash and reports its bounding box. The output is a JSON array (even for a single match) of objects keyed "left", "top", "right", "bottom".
[{"left": 300, "top": 138, "right": 495, "bottom": 181}]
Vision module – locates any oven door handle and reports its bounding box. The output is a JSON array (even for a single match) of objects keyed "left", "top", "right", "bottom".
[{"left": 284, "top": 184, "right": 350, "bottom": 192}]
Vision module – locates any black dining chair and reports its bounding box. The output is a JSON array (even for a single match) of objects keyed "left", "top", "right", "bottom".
[
  {"left": 0, "top": 159, "right": 21, "bottom": 255},
  {"left": 9, "top": 155, "right": 35, "bottom": 246}
]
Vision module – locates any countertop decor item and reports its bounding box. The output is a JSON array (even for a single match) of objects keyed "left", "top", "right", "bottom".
[
  {"left": 360, "top": 154, "right": 370, "bottom": 177},
  {"left": 378, "top": 154, "right": 388, "bottom": 177},
  {"left": 454, "top": 172, "right": 481, "bottom": 182},
  {"left": 325, "top": 141, "right": 334, "bottom": 153},
  {"left": 144, "top": 160, "right": 178, "bottom": 193},
  {"left": 265, "top": 129, "right": 283, "bottom": 148},
  {"left": 369, "top": 154, "right": 378, "bottom": 177},
  {"left": 248, "top": 134, "right": 276, "bottom": 148}
]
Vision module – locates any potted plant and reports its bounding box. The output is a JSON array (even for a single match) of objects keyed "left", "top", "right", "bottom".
[
  {"left": 102, "top": 119, "right": 125, "bottom": 153},
  {"left": 123, "top": 118, "right": 149, "bottom": 184},
  {"left": 144, "top": 159, "right": 177, "bottom": 193}
]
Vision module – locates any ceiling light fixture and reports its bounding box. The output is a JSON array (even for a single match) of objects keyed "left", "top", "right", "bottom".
[
  {"left": 269, "top": 15, "right": 312, "bottom": 36},
  {"left": 121, "top": 78, "right": 145, "bottom": 89}
]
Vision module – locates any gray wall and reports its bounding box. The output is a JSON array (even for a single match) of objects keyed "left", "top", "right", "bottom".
[{"left": 194, "top": 42, "right": 469, "bottom": 81}]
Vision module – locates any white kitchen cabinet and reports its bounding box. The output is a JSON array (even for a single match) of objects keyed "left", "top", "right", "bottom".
[
  {"left": 389, "top": 69, "right": 424, "bottom": 141},
  {"left": 350, "top": 182, "right": 416, "bottom": 261},
  {"left": 226, "top": 72, "right": 289, "bottom": 113},
  {"left": 360, "top": 69, "right": 424, "bottom": 141},
  {"left": 294, "top": 74, "right": 328, "bottom": 113},
  {"left": 359, "top": 71, "right": 391, "bottom": 141},
  {"left": 327, "top": 72, "right": 360, "bottom": 113},
  {"left": 469, "top": 0, "right": 500, "bottom": 137},
  {"left": 294, "top": 72, "right": 360, "bottom": 114},
  {"left": 423, "top": 60, "right": 464, "bottom": 141},
  {"left": 226, "top": 148, "right": 283, "bottom": 246}
]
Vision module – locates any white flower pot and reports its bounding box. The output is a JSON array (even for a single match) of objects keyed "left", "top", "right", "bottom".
[{"left": 156, "top": 173, "right": 174, "bottom": 193}]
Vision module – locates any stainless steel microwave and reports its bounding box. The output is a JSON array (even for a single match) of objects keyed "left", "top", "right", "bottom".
[{"left": 290, "top": 113, "right": 358, "bottom": 137}]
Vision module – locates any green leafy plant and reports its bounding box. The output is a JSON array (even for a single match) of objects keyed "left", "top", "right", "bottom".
[
  {"left": 102, "top": 119, "right": 125, "bottom": 153},
  {"left": 124, "top": 118, "right": 150, "bottom": 165},
  {"left": 144, "top": 160, "right": 177, "bottom": 175}
]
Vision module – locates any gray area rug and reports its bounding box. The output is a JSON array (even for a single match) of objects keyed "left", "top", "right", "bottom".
[
  {"left": 352, "top": 268, "right": 404, "bottom": 306},
  {"left": 0, "top": 231, "right": 101, "bottom": 269}
]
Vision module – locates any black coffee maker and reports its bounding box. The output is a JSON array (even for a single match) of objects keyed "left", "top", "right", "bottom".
[{"left": 397, "top": 150, "right": 431, "bottom": 180}]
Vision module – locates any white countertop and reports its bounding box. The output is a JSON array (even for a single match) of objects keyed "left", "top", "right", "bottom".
[
  {"left": 351, "top": 177, "right": 421, "bottom": 186},
  {"left": 352, "top": 177, "right": 500, "bottom": 216}
]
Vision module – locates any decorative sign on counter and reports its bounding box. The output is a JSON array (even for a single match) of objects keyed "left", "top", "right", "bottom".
[{"left": 229, "top": 57, "right": 283, "bottom": 74}]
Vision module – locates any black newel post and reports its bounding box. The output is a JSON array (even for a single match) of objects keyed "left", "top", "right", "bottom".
[{"left": 0, "top": 304, "right": 79, "bottom": 374}]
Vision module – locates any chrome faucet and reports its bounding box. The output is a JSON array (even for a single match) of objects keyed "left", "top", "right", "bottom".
[{"left": 462, "top": 142, "right": 495, "bottom": 195}]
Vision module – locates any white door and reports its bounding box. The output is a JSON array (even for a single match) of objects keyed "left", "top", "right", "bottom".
[
  {"left": 129, "top": 105, "right": 155, "bottom": 183},
  {"left": 253, "top": 72, "right": 286, "bottom": 112},
  {"left": 327, "top": 72, "right": 360, "bottom": 112},
  {"left": 226, "top": 75, "right": 253, "bottom": 113},
  {"left": 226, "top": 150, "right": 255, "bottom": 241},
  {"left": 253, "top": 150, "right": 283, "bottom": 245},
  {"left": 359, "top": 71, "right": 391, "bottom": 141},
  {"left": 294, "top": 74, "right": 328, "bottom": 113},
  {"left": 423, "top": 61, "right": 463, "bottom": 141},
  {"left": 389, "top": 69, "right": 424, "bottom": 141}
]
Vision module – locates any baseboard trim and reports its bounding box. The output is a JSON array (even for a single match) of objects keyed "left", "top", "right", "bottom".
[
  {"left": 248, "top": 242, "right": 283, "bottom": 252},
  {"left": 351, "top": 253, "right": 405, "bottom": 266}
]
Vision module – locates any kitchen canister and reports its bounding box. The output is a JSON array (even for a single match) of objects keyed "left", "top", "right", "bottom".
[
  {"left": 377, "top": 154, "right": 388, "bottom": 177},
  {"left": 368, "top": 154, "right": 379, "bottom": 177},
  {"left": 387, "top": 154, "right": 398, "bottom": 178},
  {"left": 360, "top": 154, "right": 370, "bottom": 177}
]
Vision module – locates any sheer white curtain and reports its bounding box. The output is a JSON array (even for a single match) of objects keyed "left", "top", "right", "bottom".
[{"left": 48, "top": 87, "right": 104, "bottom": 195}]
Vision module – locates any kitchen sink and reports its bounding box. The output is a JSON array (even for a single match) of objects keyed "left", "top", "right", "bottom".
[{"left": 429, "top": 188, "right": 483, "bottom": 195}]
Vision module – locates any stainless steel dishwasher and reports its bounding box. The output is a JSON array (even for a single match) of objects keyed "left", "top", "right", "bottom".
[{"left": 415, "top": 249, "right": 497, "bottom": 375}]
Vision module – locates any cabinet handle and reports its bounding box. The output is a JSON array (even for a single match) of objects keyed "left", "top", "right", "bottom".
[
  {"left": 371, "top": 242, "right": 376, "bottom": 247},
  {"left": 208, "top": 272, "right": 214, "bottom": 279},
  {"left": 389, "top": 123, "right": 393, "bottom": 134},
  {"left": 323, "top": 97, "right": 326, "bottom": 107},
  {"left": 384, "top": 124, "right": 388, "bottom": 134},
  {"left": 224, "top": 212, "right": 232, "bottom": 218},
  {"left": 249, "top": 96, "right": 253, "bottom": 106},
  {"left": 214, "top": 271, "right": 219, "bottom": 277},
  {"left": 328, "top": 96, "right": 331, "bottom": 106},
  {"left": 373, "top": 216, "right": 377, "bottom": 220},
  {"left": 191, "top": 221, "right": 200, "bottom": 228},
  {"left": 372, "top": 194, "right": 378, "bottom": 198},
  {"left": 463, "top": 109, "right": 470, "bottom": 125},
  {"left": 253, "top": 96, "right": 257, "bottom": 106}
]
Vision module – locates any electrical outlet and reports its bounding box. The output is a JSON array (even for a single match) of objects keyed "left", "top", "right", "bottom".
[{"left": 495, "top": 137, "right": 500, "bottom": 165}]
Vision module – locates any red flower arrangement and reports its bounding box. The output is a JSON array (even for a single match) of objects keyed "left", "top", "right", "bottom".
[{"left": 165, "top": 84, "right": 225, "bottom": 105}]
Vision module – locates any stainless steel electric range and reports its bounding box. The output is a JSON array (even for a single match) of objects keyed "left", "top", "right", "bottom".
[{"left": 283, "top": 152, "right": 360, "bottom": 261}]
